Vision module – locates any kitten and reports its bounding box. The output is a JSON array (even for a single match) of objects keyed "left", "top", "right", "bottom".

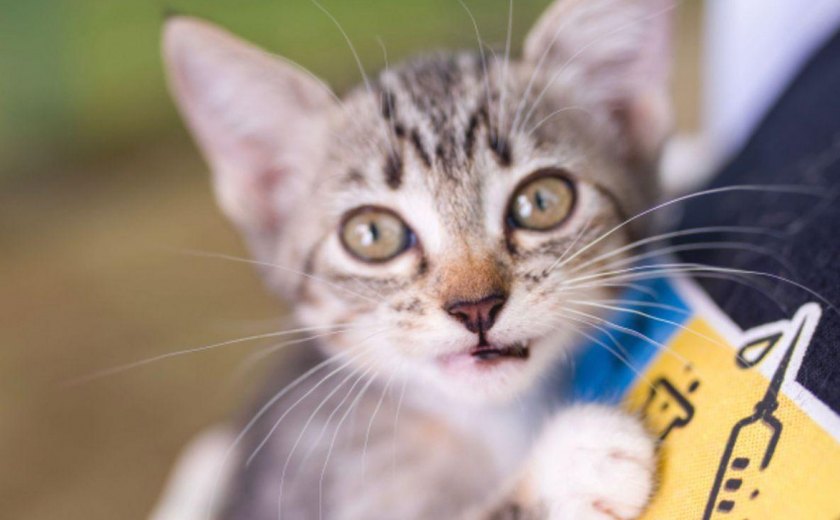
[{"left": 161, "top": 0, "right": 673, "bottom": 518}]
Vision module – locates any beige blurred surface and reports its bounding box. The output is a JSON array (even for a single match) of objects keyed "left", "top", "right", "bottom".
[
  {"left": 1, "top": 147, "right": 284, "bottom": 519},
  {"left": 0, "top": 2, "right": 702, "bottom": 518}
]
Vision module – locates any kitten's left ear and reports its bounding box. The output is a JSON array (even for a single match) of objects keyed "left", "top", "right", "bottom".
[
  {"left": 524, "top": 0, "right": 674, "bottom": 162},
  {"left": 162, "top": 17, "right": 337, "bottom": 256}
]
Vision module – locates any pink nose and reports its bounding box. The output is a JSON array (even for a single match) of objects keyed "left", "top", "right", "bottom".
[{"left": 445, "top": 293, "right": 507, "bottom": 335}]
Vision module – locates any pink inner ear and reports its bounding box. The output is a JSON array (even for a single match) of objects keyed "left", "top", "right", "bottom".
[
  {"left": 523, "top": 0, "right": 674, "bottom": 158},
  {"left": 162, "top": 17, "right": 336, "bottom": 238},
  {"left": 255, "top": 168, "right": 285, "bottom": 233}
]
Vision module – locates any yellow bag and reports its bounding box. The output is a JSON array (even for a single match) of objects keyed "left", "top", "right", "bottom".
[{"left": 573, "top": 276, "right": 840, "bottom": 519}]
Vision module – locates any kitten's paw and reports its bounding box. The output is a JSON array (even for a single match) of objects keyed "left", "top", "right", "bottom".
[{"left": 529, "top": 406, "right": 656, "bottom": 520}]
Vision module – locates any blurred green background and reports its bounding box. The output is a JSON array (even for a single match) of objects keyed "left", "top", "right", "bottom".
[
  {"left": 0, "top": 1, "right": 701, "bottom": 518},
  {"left": 1, "top": 0, "right": 556, "bottom": 179}
]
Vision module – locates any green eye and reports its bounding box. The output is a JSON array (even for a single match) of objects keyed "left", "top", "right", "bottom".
[
  {"left": 340, "top": 207, "right": 412, "bottom": 262},
  {"left": 508, "top": 172, "right": 575, "bottom": 231}
]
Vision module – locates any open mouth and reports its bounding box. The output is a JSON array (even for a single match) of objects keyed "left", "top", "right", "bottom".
[
  {"left": 436, "top": 340, "right": 532, "bottom": 373},
  {"left": 469, "top": 342, "right": 530, "bottom": 361}
]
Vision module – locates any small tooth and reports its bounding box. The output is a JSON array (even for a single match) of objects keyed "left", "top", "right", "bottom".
[{"left": 475, "top": 350, "right": 501, "bottom": 361}]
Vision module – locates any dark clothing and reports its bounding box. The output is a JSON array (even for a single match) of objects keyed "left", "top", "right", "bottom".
[{"left": 678, "top": 27, "right": 840, "bottom": 414}]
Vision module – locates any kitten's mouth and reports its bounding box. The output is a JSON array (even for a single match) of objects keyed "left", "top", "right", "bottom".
[
  {"left": 469, "top": 342, "right": 530, "bottom": 361},
  {"left": 436, "top": 340, "right": 532, "bottom": 374}
]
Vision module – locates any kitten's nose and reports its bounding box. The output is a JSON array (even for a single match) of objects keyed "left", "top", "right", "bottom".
[{"left": 445, "top": 293, "right": 507, "bottom": 335}]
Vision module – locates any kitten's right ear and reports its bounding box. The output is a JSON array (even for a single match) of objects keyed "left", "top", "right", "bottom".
[
  {"left": 524, "top": 0, "right": 674, "bottom": 164},
  {"left": 162, "top": 17, "right": 336, "bottom": 246}
]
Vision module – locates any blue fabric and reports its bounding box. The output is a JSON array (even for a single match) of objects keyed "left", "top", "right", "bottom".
[{"left": 570, "top": 276, "right": 691, "bottom": 403}]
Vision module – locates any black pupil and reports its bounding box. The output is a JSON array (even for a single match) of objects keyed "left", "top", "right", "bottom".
[
  {"left": 368, "top": 222, "right": 380, "bottom": 242},
  {"left": 535, "top": 189, "right": 548, "bottom": 211}
]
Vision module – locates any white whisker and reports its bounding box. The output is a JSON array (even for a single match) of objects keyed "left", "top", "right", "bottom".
[
  {"left": 568, "top": 300, "right": 729, "bottom": 353},
  {"left": 561, "top": 315, "right": 657, "bottom": 393},
  {"left": 563, "top": 307, "right": 695, "bottom": 369},
  {"left": 563, "top": 262, "right": 837, "bottom": 313},
  {"left": 225, "top": 329, "right": 353, "bottom": 386},
  {"left": 374, "top": 35, "right": 403, "bottom": 160},
  {"left": 362, "top": 369, "right": 398, "bottom": 477},
  {"left": 509, "top": 0, "right": 586, "bottom": 137},
  {"left": 589, "top": 298, "right": 689, "bottom": 315},
  {"left": 579, "top": 241, "right": 796, "bottom": 280},
  {"left": 205, "top": 332, "right": 387, "bottom": 519},
  {"left": 175, "top": 249, "right": 382, "bottom": 303},
  {"left": 569, "top": 225, "right": 787, "bottom": 275},
  {"left": 525, "top": 105, "right": 594, "bottom": 138},
  {"left": 517, "top": 1, "right": 680, "bottom": 133},
  {"left": 548, "top": 185, "right": 825, "bottom": 276},
  {"left": 247, "top": 342, "right": 380, "bottom": 466},
  {"left": 391, "top": 376, "right": 408, "bottom": 478},
  {"left": 67, "top": 324, "right": 347, "bottom": 385},
  {"left": 276, "top": 362, "right": 374, "bottom": 520},
  {"left": 497, "top": 0, "right": 514, "bottom": 133},
  {"left": 317, "top": 369, "right": 380, "bottom": 520},
  {"left": 459, "top": 0, "right": 496, "bottom": 132}
]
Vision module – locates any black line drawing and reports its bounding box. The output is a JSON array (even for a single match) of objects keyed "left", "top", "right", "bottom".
[
  {"left": 736, "top": 332, "right": 783, "bottom": 369},
  {"left": 640, "top": 364, "right": 700, "bottom": 440},
  {"left": 702, "top": 318, "right": 808, "bottom": 519}
]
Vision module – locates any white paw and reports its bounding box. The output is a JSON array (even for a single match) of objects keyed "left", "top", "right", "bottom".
[
  {"left": 150, "top": 427, "right": 235, "bottom": 520},
  {"left": 529, "top": 406, "right": 656, "bottom": 520}
]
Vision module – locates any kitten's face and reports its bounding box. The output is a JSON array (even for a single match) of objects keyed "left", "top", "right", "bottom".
[
  {"left": 286, "top": 56, "right": 638, "bottom": 403},
  {"left": 164, "top": 0, "right": 672, "bottom": 404}
]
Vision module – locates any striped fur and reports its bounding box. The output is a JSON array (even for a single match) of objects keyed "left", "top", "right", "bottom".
[{"left": 162, "top": 0, "right": 673, "bottom": 518}]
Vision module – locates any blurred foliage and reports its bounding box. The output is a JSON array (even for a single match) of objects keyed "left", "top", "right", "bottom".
[{"left": 0, "top": 0, "right": 551, "bottom": 181}]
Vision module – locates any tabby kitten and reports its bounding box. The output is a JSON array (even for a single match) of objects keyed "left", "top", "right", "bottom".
[{"left": 162, "top": 0, "right": 672, "bottom": 518}]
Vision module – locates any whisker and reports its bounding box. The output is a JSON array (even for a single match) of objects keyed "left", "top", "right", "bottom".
[
  {"left": 547, "top": 185, "right": 826, "bottom": 276},
  {"left": 580, "top": 241, "right": 797, "bottom": 279},
  {"left": 517, "top": 1, "right": 680, "bottom": 134},
  {"left": 497, "top": 0, "right": 514, "bottom": 133},
  {"left": 561, "top": 315, "right": 657, "bottom": 394},
  {"left": 559, "top": 311, "right": 630, "bottom": 360},
  {"left": 297, "top": 363, "right": 376, "bottom": 471},
  {"left": 293, "top": 2, "right": 397, "bottom": 159},
  {"left": 276, "top": 362, "right": 366, "bottom": 518},
  {"left": 509, "top": 0, "right": 587, "bottom": 137},
  {"left": 391, "top": 376, "right": 409, "bottom": 478},
  {"left": 66, "top": 324, "right": 348, "bottom": 386},
  {"left": 563, "top": 262, "right": 837, "bottom": 313},
  {"left": 246, "top": 341, "right": 381, "bottom": 466},
  {"left": 586, "top": 281, "right": 662, "bottom": 299},
  {"left": 568, "top": 299, "right": 730, "bottom": 353},
  {"left": 205, "top": 333, "right": 386, "bottom": 518},
  {"left": 569, "top": 225, "right": 787, "bottom": 275},
  {"left": 317, "top": 369, "right": 380, "bottom": 520},
  {"left": 224, "top": 329, "right": 354, "bottom": 386},
  {"left": 565, "top": 263, "right": 776, "bottom": 293},
  {"left": 362, "top": 369, "right": 399, "bottom": 477},
  {"left": 459, "top": 0, "right": 497, "bottom": 132},
  {"left": 276, "top": 363, "right": 374, "bottom": 520},
  {"left": 307, "top": 0, "right": 373, "bottom": 95},
  {"left": 589, "top": 298, "right": 689, "bottom": 316},
  {"left": 563, "top": 307, "right": 696, "bottom": 369},
  {"left": 525, "top": 105, "right": 594, "bottom": 138},
  {"left": 175, "top": 248, "right": 382, "bottom": 303},
  {"left": 374, "top": 35, "right": 404, "bottom": 160},
  {"left": 563, "top": 270, "right": 788, "bottom": 315},
  {"left": 548, "top": 215, "right": 594, "bottom": 274}
]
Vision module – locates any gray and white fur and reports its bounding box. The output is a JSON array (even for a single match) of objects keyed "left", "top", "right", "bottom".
[{"left": 160, "top": 0, "right": 674, "bottom": 518}]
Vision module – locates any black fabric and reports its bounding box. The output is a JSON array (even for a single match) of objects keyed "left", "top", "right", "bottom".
[{"left": 677, "top": 27, "right": 840, "bottom": 414}]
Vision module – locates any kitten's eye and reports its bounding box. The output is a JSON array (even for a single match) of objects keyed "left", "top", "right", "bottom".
[
  {"left": 340, "top": 207, "right": 412, "bottom": 263},
  {"left": 508, "top": 171, "right": 576, "bottom": 231}
]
